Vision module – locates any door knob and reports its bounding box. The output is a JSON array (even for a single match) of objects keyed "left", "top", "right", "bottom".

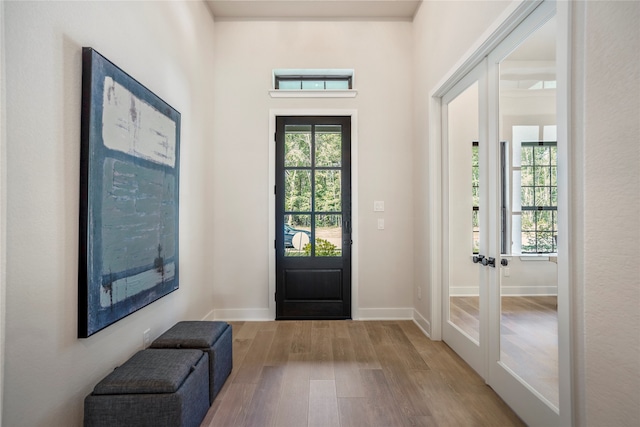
[
  {"left": 482, "top": 257, "right": 496, "bottom": 268},
  {"left": 473, "top": 254, "right": 485, "bottom": 264},
  {"left": 501, "top": 258, "right": 508, "bottom": 266}
]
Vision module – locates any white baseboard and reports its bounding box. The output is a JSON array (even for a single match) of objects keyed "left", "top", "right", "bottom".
[
  {"left": 500, "top": 286, "right": 557, "bottom": 296},
  {"left": 211, "top": 307, "right": 419, "bottom": 322},
  {"left": 449, "top": 286, "right": 480, "bottom": 297},
  {"left": 201, "top": 310, "right": 215, "bottom": 321},
  {"left": 356, "top": 307, "right": 413, "bottom": 320},
  {"left": 451, "top": 286, "right": 557, "bottom": 297},
  {"left": 212, "top": 308, "right": 272, "bottom": 321},
  {"left": 412, "top": 309, "right": 431, "bottom": 339}
]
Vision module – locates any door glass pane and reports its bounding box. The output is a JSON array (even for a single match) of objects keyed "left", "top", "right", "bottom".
[
  {"left": 447, "top": 81, "right": 480, "bottom": 343},
  {"left": 285, "top": 125, "right": 312, "bottom": 167},
  {"left": 285, "top": 170, "right": 311, "bottom": 212},
  {"left": 315, "top": 125, "right": 342, "bottom": 167},
  {"left": 284, "top": 215, "right": 311, "bottom": 257},
  {"left": 499, "top": 15, "right": 559, "bottom": 407},
  {"left": 315, "top": 170, "right": 341, "bottom": 212},
  {"left": 314, "top": 214, "right": 342, "bottom": 257}
]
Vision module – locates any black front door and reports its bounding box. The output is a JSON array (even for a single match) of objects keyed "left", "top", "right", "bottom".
[{"left": 275, "top": 116, "right": 352, "bottom": 320}]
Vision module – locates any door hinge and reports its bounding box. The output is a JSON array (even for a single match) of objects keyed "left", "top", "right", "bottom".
[{"left": 274, "top": 185, "right": 277, "bottom": 195}]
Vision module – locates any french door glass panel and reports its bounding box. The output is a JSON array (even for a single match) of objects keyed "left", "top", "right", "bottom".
[
  {"left": 442, "top": 62, "right": 488, "bottom": 379},
  {"left": 448, "top": 81, "right": 481, "bottom": 343},
  {"left": 498, "top": 13, "right": 559, "bottom": 409}
]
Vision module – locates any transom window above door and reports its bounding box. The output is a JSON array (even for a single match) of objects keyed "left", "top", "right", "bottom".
[{"left": 270, "top": 69, "right": 357, "bottom": 98}]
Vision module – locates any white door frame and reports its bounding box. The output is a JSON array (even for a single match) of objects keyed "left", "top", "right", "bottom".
[
  {"left": 268, "top": 109, "right": 359, "bottom": 320},
  {"left": 429, "top": 1, "right": 573, "bottom": 425},
  {"left": 0, "top": 0, "right": 7, "bottom": 420}
]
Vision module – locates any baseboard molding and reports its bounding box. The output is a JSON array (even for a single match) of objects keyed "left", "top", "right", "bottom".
[
  {"left": 356, "top": 307, "right": 413, "bottom": 320},
  {"left": 212, "top": 308, "right": 272, "bottom": 321},
  {"left": 412, "top": 309, "right": 431, "bottom": 339},
  {"left": 500, "top": 286, "right": 558, "bottom": 296},
  {"left": 449, "top": 286, "right": 480, "bottom": 297},
  {"left": 201, "top": 310, "right": 215, "bottom": 321},
  {"left": 451, "top": 286, "right": 557, "bottom": 297}
]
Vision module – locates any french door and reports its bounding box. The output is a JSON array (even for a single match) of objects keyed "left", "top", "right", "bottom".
[
  {"left": 275, "top": 116, "right": 352, "bottom": 320},
  {"left": 442, "top": 2, "right": 571, "bottom": 425}
]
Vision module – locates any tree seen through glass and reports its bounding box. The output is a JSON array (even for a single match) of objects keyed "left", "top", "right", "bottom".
[
  {"left": 284, "top": 125, "right": 343, "bottom": 257},
  {"left": 520, "top": 143, "right": 557, "bottom": 253}
]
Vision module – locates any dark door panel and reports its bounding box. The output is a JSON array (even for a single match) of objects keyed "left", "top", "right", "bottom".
[
  {"left": 275, "top": 116, "right": 351, "bottom": 320},
  {"left": 284, "top": 269, "right": 343, "bottom": 300}
]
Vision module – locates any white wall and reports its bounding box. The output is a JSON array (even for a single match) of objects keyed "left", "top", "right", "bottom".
[
  {"left": 211, "top": 20, "right": 414, "bottom": 319},
  {"left": 578, "top": 1, "right": 640, "bottom": 425},
  {"left": 3, "top": 1, "right": 216, "bottom": 425}
]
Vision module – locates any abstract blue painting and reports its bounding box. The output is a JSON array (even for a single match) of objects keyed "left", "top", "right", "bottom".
[{"left": 79, "top": 48, "right": 180, "bottom": 338}]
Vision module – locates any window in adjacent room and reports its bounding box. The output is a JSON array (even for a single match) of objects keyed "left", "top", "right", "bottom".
[{"left": 504, "top": 125, "right": 558, "bottom": 254}]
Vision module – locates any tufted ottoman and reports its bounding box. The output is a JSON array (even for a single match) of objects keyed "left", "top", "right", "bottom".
[
  {"left": 84, "top": 348, "right": 209, "bottom": 427},
  {"left": 151, "top": 321, "right": 232, "bottom": 404}
]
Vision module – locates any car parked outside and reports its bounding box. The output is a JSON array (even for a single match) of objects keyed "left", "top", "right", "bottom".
[{"left": 284, "top": 224, "right": 311, "bottom": 248}]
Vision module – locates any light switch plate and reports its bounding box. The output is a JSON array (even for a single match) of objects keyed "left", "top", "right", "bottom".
[
  {"left": 377, "top": 219, "right": 385, "bottom": 229},
  {"left": 374, "top": 201, "right": 385, "bottom": 212}
]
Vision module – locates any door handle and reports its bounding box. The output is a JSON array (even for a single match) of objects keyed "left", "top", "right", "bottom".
[
  {"left": 473, "top": 254, "right": 485, "bottom": 264},
  {"left": 482, "top": 257, "right": 496, "bottom": 268}
]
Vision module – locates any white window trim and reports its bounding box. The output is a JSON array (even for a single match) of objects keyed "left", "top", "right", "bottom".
[
  {"left": 269, "top": 90, "right": 357, "bottom": 98},
  {"left": 270, "top": 68, "right": 357, "bottom": 98}
]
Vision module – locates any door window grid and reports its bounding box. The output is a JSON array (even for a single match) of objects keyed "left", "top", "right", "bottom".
[{"left": 283, "top": 125, "right": 343, "bottom": 257}]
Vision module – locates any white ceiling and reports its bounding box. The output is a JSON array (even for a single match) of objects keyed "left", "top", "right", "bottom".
[{"left": 205, "top": 0, "right": 422, "bottom": 20}]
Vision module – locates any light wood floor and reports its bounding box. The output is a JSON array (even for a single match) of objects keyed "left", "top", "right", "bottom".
[
  {"left": 201, "top": 320, "right": 524, "bottom": 427},
  {"left": 450, "top": 296, "right": 559, "bottom": 407}
]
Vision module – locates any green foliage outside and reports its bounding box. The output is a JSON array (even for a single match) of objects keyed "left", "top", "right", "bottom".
[
  {"left": 520, "top": 144, "right": 557, "bottom": 253},
  {"left": 303, "top": 238, "right": 340, "bottom": 257},
  {"left": 284, "top": 127, "right": 342, "bottom": 229},
  {"left": 472, "top": 142, "right": 557, "bottom": 254}
]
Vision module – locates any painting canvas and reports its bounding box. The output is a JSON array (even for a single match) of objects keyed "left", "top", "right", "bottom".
[{"left": 79, "top": 48, "right": 180, "bottom": 338}]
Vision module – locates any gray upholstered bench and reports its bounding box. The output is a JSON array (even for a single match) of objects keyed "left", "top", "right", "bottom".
[
  {"left": 151, "top": 321, "right": 232, "bottom": 404},
  {"left": 84, "top": 349, "right": 209, "bottom": 427}
]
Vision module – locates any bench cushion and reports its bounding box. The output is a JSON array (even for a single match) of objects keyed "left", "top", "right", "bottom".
[
  {"left": 93, "top": 349, "right": 204, "bottom": 395},
  {"left": 151, "top": 321, "right": 228, "bottom": 348},
  {"left": 85, "top": 349, "right": 209, "bottom": 427}
]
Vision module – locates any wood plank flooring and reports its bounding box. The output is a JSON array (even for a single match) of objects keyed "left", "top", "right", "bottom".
[{"left": 201, "top": 320, "right": 524, "bottom": 427}]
